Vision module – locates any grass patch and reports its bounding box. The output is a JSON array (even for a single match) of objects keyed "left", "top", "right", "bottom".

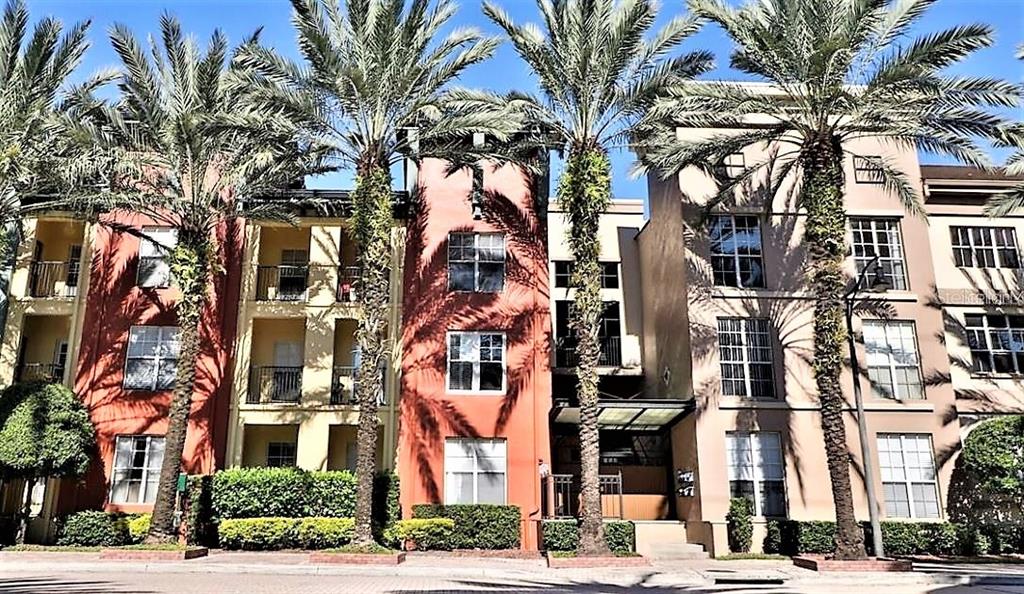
[
  {"left": 718, "top": 553, "right": 789, "bottom": 561},
  {"left": 326, "top": 543, "right": 397, "bottom": 555},
  {"left": 1, "top": 544, "right": 102, "bottom": 552}
]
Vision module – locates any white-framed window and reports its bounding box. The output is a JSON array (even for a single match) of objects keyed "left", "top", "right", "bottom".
[
  {"left": 877, "top": 433, "right": 940, "bottom": 519},
  {"left": 137, "top": 227, "right": 178, "bottom": 288},
  {"left": 717, "top": 318, "right": 775, "bottom": 398},
  {"left": 124, "top": 326, "right": 180, "bottom": 391},
  {"left": 110, "top": 435, "right": 165, "bottom": 504},
  {"left": 444, "top": 438, "right": 507, "bottom": 505},
  {"left": 266, "top": 442, "right": 297, "bottom": 467},
  {"left": 709, "top": 215, "right": 765, "bottom": 288},
  {"left": 726, "top": 432, "right": 786, "bottom": 517},
  {"left": 715, "top": 153, "right": 746, "bottom": 179},
  {"left": 448, "top": 233, "right": 505, "bottom": 292},
  {"left": 553, "top": 261, "right": 619, "bottom": 289},
  {"left": 447, "top": 331, "right": 505, "bottom": 393},
  {"left": 853, "top": 155, "right": 884, "bottom": 183},
  {"left": 951, "top": 226, "right": 1020, "bottom": 269},
  {"left": 863, "top": 320, "right": 923, "bottom": 399},
  {"left": 964, "top": 314, "right": 1024, "bottom": 374},
  {"left": 850, "top": 218, "right": 907, "bottom": 290}
]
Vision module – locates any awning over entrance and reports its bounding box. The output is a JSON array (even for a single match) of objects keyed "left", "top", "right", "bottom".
[{"left": 551, "top": 398, "right": 694, "bottom": 432}]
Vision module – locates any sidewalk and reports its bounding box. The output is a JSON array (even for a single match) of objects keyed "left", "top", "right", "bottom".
[{"left": 3, "top": 550, "right": 1023, "bottom": 588}]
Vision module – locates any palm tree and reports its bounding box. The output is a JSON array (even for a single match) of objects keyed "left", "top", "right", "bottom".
[
  {"left": 483, "top": 0, "right": 712, "bottom": 555},
  {"left": 640, "top": 0, "right": 1018, "bottom": 559},
  {"left": 67, "top": 15, "right": 309, "bottom": 543},
  {"left": 985, "top": 47, "right": 1024, "bottom": 217},
  {"left": 235, "top": 0, "right": 519, "bottom": 545}
]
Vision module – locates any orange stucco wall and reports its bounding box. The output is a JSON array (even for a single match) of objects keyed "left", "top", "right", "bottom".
[
  {"left": 397, "top": 159, "right": 552, "bottom": 549},
  {"left": 59, "top": 212, "right": 243, "bottom": 514}
]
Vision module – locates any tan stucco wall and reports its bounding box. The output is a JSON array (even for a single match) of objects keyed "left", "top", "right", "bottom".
[
  {"left": 548, "top": 201, "right": 646, "bottom": 372},
  {"left": 241, "top": 424, "right": 300, "bottom": 467}
]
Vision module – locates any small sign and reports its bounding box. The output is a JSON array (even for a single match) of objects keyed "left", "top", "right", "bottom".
[{"left": 176, "top": 473, "right": 187, "bottom": 493}]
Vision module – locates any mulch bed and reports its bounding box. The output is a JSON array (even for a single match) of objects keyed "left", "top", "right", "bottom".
[
  {"left": 793, "top": 555, "right": 911, "bottom": 572},
  {"left": 408, "top": 549, "right": 543, "bottom": 559}
]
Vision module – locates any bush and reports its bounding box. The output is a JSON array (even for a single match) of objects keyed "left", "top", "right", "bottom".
[
  {"left": 185, "top": 475, "right": 216, "bottom": 547},
  {"left": 392, "top": 518, "right": 455, "bottom": 551},
  {"left": 540, "top": 519, "right": 635, "bottom": 553},
  {"left": 58, "top": 511, "right": 129, "bottom": 547},
  {"left": 878, "top": 522, "right": 921, "bottom": 556},
  {"left": 218, "top": 517, "right": 356, "bottom": 550},
  {"left": 294, "top": 518, "right": 355, "bottom": 549},
  {"left": 920, "top": 523, "right": 959, "bottom": 556},
  {"left": 212, "top": 467, "right": 314, "bottom": 519},
  {"left": 726, "top": 498, "right": 754, "bottom": 553},
  {"left": 127, "top": 514, "right": 151, "bottom": 544},
  {"left": 413, "top": 504, "right": 521, "bottom": 550},
  {"left": 763, "top": 520, "right": 834, "bottom": 555},
  {"left": 308, "top": 471, "right": 357, "bottom": 517}
]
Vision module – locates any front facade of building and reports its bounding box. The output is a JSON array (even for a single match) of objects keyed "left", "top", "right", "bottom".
[{"left": 0, "top": 144, "right": 1020, "bottom": 554}]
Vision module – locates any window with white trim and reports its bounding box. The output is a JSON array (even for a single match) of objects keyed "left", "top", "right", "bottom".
[
  {"left": 709, "top": 215, "right": 765, "bottom": 288},
  {"left": 877, "top": 433, "right": 940, "bottom": 519},
  {"left": 715, "top": 153, "right": 746, "bottom": 179},
  {"left": 110, "top": 435, "right": 165, "bottom": 504},
  {"left": 266, "top": 442, "right": 297, "bottom": 467},
  {"left": 448, "top": 233, "right": 505, "bottom": 292},
  {"left": 124, "top": 326, "right": 180, "bottom": 391},
  {"left": 447, "top": 332, "right": 505, "bottom": 393},
  {"left": 853, "top": 156, "right": 884, "bottom": 183},
  {"left": 850, "top": 218, "right": 907, "bottom": 290},
  {"left": 863, "top": 321, "right": 923, "bottom": 399},
  {"left": 553, "top": 261, "right": 619, "bottom": 289},
  {"left": 444, "top": 438, "right": 507, "bottom": 504},
  {"left": 137, "top": 227, "right": 178, "bottom": 288},
  {"left": 726, "top": 432, "right": 786, "bottom": 516},
  {"left": 951, "top": 227, "right": 1020, "bottom": 269},
  {"left": 964, "top": 314, "right": 1024, "bottom": 374},
  {"left": 717, "top": 318, "right": 775, "bottom": 398}
]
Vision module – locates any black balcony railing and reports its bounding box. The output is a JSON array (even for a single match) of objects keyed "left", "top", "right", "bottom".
[
  {"left": 555, "top": 336, "right": 622, "bottom": 368},
  {"left": 17, "top": 362, "right": 65, "bottom": 383},
  {"left": 330, "top": 365, "right": 358, "bottom": 404},
  {"left": 247, "top": 366, "right": 303, "bottom": 404},
  {"left": 336, "top": 266, "right": 361, "bottom": 303},
  {"left": 255, "top": 265, "right": 309, "bottom": 301},
  {"left": 29, "top": 261, "right": 79, "bottom": 298}
]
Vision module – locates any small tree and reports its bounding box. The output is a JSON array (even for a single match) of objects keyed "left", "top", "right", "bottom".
[
  {"left": 726, "top": 497, "right": 754, "bottom": 553},
  {"left": 948, "top": 415, "right": 1024, "bottom": 525},
  {"left": 0, "top": 381, "right": 94, "bottom": 544}
]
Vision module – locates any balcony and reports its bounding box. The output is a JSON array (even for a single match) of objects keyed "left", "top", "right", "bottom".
[
  {"left": 17, "top": 362, "right": 66, "bottom": 383},
  {"left": 555, "top": 336, "right": 622, "bottom": 368},
  {"left": 247, "top": 365, "right": 303, "bottom": 404},
  {"left": 28, "top": 260, "right": 80, "bottom": 298},
  {"left": 254, "top": 264, "right": 362, "bottom": 303},
  {"left": 330, "top": 363, "right": 388, "bottom": 406}
]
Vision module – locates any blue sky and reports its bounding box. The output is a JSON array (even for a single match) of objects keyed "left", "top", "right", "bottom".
[{"left": 30, "top": 0, "right": 1024, "bottom": 198}]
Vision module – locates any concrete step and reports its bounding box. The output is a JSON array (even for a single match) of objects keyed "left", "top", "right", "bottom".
[{"left": 646, "top": 542, "right": 709, "bottom": 560}]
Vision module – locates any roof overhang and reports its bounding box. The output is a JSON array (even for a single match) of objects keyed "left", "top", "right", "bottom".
[{"left": 552, "top": 398, "right": 694, "bottom": 432}]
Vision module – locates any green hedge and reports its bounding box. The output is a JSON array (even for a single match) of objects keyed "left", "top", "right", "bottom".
[
  {"left": 412, "top": 504, "right": 521, "bottom": 550},
  {"left": 726, "top": 498, "right": 754, "bottom": 553},
  {"left": 763, "top": 519, "right": 1024, "bottom": 556},
  {"left": 57, "top": 511, "right": 149, "bottom": 547},
  {"left": 391, "top": 518, "right": 455, "bottom": 551},
  {"left": 218, "top": 517, "right": 355, "bottom": 550},
  {"left": 540, "top": 519, "right": 635, "bottom": 553}
]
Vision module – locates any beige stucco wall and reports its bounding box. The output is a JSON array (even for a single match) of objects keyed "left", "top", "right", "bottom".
[
  {"left": 225, "top": 218, "right": 405, "bottom": 473},
  {"left": 641, "top": 130, "right": 964, "bottom": 556},
  {"left": 548, "top": 201, "right": 645, "bottom": 372},
  {"left": 241, "top": 424, "right": 300, "bottom": 467}
]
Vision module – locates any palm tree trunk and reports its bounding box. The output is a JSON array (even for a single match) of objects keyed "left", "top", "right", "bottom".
[
  {"left": 351, "top": 167, "right": 392, "bottom": 546},
  {"left": 561, "top": 149, "right": 611, "bottom": 556},
  {"left": 802, "top": 137, "right": 866, "bottom": 560},
  {"left": 146, "top": 234, "right": 209, "bottom": 544}
]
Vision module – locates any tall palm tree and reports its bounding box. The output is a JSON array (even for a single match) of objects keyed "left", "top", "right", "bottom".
[
  {"left": 985, "top": 47, "right": 1024, "bottom": 217},
  {"left": 641, "top": 0, "right": 1018, "bottom": 559},
  {"left": 67, "top": 15, "right": 309, "bottom": 543},
  {"left": 484, "top": 0, "right": 712, "bottom": 555},
  {"left": 235, "top": 0, "right": 519, "bottom": 545}
]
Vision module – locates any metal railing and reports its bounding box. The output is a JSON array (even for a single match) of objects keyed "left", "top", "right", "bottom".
[
  {"left": 336, "top": 266, "right": 361, "bottom": 303},
  {"left": 555, "top": 336, "right": 622, "bottom": 368},
  {"left": 17, "top": 362, "right": 65, "bottom": 383},
  {"left": 247, "top": 366, "right": 303, "bottom": 404},
  {"left": 330, "top": 365, "right": 358, "bottom": 404},
  {"left": 29, "top": 261, "right": 79, "bottom": 298},
  {"left": 544, "top": 472, "right": 624, "bottom": 519},
  {"left": 255, "top": 265, "right": 309, "bottom": 301}
]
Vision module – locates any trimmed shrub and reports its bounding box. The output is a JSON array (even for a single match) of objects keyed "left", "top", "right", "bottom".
[
  {"left": 393, "top": 518, "right": 455, "bottom": 551},
  {"left": 294, "top": 518, "right": 354, "bottom": 549},
  {"left": 58, "top": 511, "right": 129, "bottom": 547},
  {"left": 763, "top": 520, "right": 834, "bottom": 555},
  {"left": 919, "top": 523, "right": 959, "bottom": 556},
  {"left": 212, "top": 467, "right": 313, "bottom": 519},
  {"left": 185, "top": 475, "right": 217, "bottom": 547},
  {"left": 308, "top": 471, "right": 357, "bottom": 517},
  {"left": 726, "top": 498, "right": 754, "bottom": 553},
  {"left": 413, "top": 504, "right": 520, "bottom": 550},
  {"left": 127, "top": 514, "right": 151, "bottom": 544},
  {"left": 218, "top": 517, "right": 296, "bottom": 550},
  {"left": 878, "top": 522, "right": 921, "bottom": 556},
  {"left": 540, "top": 519, "right": 635, "bottom": 553}
]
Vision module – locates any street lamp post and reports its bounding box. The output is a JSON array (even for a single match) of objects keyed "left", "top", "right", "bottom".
[{"left": 844, "top": 254, "right": 890, "bottom": 559}]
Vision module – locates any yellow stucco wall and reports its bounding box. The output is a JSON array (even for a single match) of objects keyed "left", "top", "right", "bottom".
[{"left": 241, "top": 424, "right": 300, "bottom": 467}]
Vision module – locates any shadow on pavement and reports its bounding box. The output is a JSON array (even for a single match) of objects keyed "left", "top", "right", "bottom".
[
  {"left": 0, "top": 576, "right": 154, "bottom": 593},
  {"left": 389, "top": 575, "right": 799, "bottom": 594}
]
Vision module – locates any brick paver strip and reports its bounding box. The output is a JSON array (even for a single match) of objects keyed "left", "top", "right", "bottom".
[
  {"left": 308, "top": 551, "right": 405, "bottom": 565},
  {"left": 793, "top": 555, "right": 913, "bottom": 572},
  {"left": 99, "top": 548, "right": 209, "bottom": 561},
  {"left": 545, "top": 553, "right": 652, "bottom": 568}
]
